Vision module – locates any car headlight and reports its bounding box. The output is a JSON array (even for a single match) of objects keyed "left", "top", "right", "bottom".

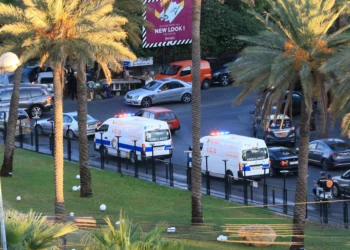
[
  {"left": 133, "top": 96, "right": 139, "bottom": 99},
  {"left": 213, "top": 72, "right": 220, "bottom": 77}
]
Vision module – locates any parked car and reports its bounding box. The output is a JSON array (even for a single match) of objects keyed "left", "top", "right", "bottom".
[
  {"left": 253, "top": 115, "right": 297, "bottom": 147},
  {"left": 0, "top": 108, "right": 31, "bottom": 139},
  {"left": 208, "top": 56, "right": 237, "bottom": 86},
  {"left": 35, "top": 112, "right": 100, "bottom": 138},
  {"left": 332, "top": 169, "right": 350, "bottom": 197},
  {"left": 37, "top": 72, "right": 54, "bottom": 93},
  {"left": 268, "top": 147, "right": 299, "bottom": 177},
  {"left": 0, "top": 85, "right": 53, "bottom": 117},
  {"left": 124, "top": 79, "right": 192, "bottom": 107},
  {"left": 154, "top": 60, "right": 212, "bottom": 89},
  {"left": 307, "top": 139, "right": 350, "bottom": 170},
  {"left": 134, "top": 107, "right": 181, "bottom": 133}
]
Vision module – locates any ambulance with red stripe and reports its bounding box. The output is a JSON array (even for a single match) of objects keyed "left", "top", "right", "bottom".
[
  {"left": 189, "top": 132, "right": 270, "bottom": 180},
  {"left": 94, "top": 115, "right": 173, "bottom": 161}
]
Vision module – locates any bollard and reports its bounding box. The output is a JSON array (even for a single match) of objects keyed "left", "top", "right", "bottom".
[
  {"left": 133, "top": 140, "right": 138, "bottom": 178},
  {"left": 320, "top": 202, "right": 323, "bottom": 223},
  {"left": 105, "top": 148, "right": 109, "bottom": 165},
  {"left": 100, "top": 147, "right": 105, "bottom": 170},
  {"left": 243, "top": 165, "right": 248, "bottom": 205},
  {"left": 115, "top": 136, "right": 122, "bottom": 175},
  {"left": 145, "top": 156, "right": 148, "bottom": 175},
  {"left": 67, "top": 136, "right": 72, "bottom": 162},
  {"left": 283, "top": 189, "right": 288, "bottom": 214},
  {"left": 151, "top": 144, "right": 156, "bottom": 183},
  {"left": 263, "top": 168, "right": 268, "bottom": 208},
  {"left": 19, "top": 119, "right": 23, "bottom": 148},
  {"left": 169, "top": 161, "right": 174, "bottom": 187},
  {"left": 344, "top": 202, "right": 349, "bottom": 229},
  {"left": 250, "top": 182, "right": 253, "bottom": 202},
  {"left": 165, "top": 163, "right": 169, "bottom": 180},
  {"left": 187, "top": 166, "right": 192, "bottom": 191},
  {"left": 205, "top": 156, "right": 210, "bottom": 196},
  {"left": 323, "top": 202, "right": 328, "bottom": 224},
  {"left": 223, "top": 160, "right": 229, "bottom": 200},
  {"left": 30, "top": 131, "right": 34, "bottom": 146},
  {"left": 272, "top": 187, "right": 275, "bottom": 205},
  {"left": 35, "top": 125, "right": 39, "bottom": 152}
]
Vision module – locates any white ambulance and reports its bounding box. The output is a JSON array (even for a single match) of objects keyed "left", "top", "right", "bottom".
[
  {"left": 94, "top": 115, "right": 173, "bottom": 160},
  {"left": 189, "top": 132, "right": 269, "bottom": 180}
]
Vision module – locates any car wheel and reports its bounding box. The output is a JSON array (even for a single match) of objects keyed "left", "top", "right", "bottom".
[
  {"left": 29, "top": 105, "right": 43, "bottom": 118},
  {"left": 66, "top": 129, "right": 75, "bottom": 139},
  {"left": 322, "top": 159, "right": 331, "bottom": 170},
  {"left": 141, "top": 97, "right": 152, "bottom": 107},
  {"left": 35, "top": 125, "right": 44, "bottom": 135},
  {"left": 332, "top": 183, "right": 341, "bottom": 198},
  {"left": 201, "top": 79, "right": 211, "bottom": 90},
  {"left": 129, "top": 151, "right": 137, "bottom": 164},
  {"left": 181, "top": 93, "right": 192, "bottom": 103},
  {"left": 220, "top": 74, "right": 230, "bottom": 86}
]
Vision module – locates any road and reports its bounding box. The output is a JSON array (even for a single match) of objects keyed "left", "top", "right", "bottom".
[{"left": 25, "top": 85, "right": 350, "bottom": 224}]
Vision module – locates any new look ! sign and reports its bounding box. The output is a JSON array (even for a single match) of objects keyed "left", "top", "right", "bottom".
[{"left": 142, "top": 0, "right": 192, "bottom": 48}]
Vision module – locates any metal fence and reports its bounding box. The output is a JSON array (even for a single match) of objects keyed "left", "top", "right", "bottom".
[{"left": 2, "top": 122, "right": 350, "bottom": 229}]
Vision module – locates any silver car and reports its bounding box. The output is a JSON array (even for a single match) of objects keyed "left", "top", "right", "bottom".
[
  {"left": 124, "top": 79, "right": 192, "bottom": 107},
  {"left": 332, "top": 170, "right": 350, "bottom": 198},
  {"left": 35, "top": 112, "right": 100, "bottom": 138}
]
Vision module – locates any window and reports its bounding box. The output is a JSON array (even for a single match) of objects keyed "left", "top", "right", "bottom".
[
  {"left": 142, "top": 81, "right": 162, "bottom": 91},
  {"left": 316, "top": 143, "right": 325, "bottom": 150},
  {"left": 63, "top": 115, "right": 72, "bottom": 123},
  {"left": 0, "top": 91, "right": 12, "bottom": 101},
  {"left": 309, "top": 143, "right": 317, "bottom": 150},
  {"left": 135, "top": 111, "right": 144, "bottom": 117},
  {"left": 273, "top": 149, "right": 297, "bottom": 158},
  {"left": 157, "top": 112, "right": 176, "bottom": 121},
  {"left": 269, "top": 119, "right": 292, "bottom": 128},
  {"left": 30, "top": 89, "right": 44, "bottom": 97},
  {"left": 170, "top": 82, "right": 182, "bottom": 89},
  {"left": 343, "top": 171, "right": 350, "bottom": 179},
  {"left": 326, "top": 142, "right": 350, "bottom": 151},
  {"left": 145, "top": 129, "right": 171, "bottom": 142},
  {"left": 40, "top": 77, "right": 53, "bottom": 84},
  {"left": 160, "top": 83, "right": 170, "bottom": 91},
  {"left": 148, "top": 113, "right": 156, "bottom": 119},
  {"left": 19, "top": 89, "right": 29, "bottom": 99},
  {"left": 180, "top": 66, "right": 191, "bottom": 76},
  {"left": 242, "top": 148, "right": 268, "bottom": 161},
  {"left": 73, "top": 115, "right": 95, "bottom": 122},
  {"left": 160, "top": 65, "right": 182, "bottom": 75},
  {"left": 98, "top": 124, "right": 109, "bottom": 132},
  {"left": 140, "top": 111, "right": 150, "bottom": 118}
]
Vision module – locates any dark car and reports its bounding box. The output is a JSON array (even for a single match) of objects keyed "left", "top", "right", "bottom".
[
  {"left": 0, "top": 85, "right": 53, "bottom": 117},
  {"left": 208, "top": 56, "right": 237, "bottom": 86},
  {"left": 253, "top": 115, "right": 297, "bottom": 147},
  {"left": 307, "top": 139, "right": 350, "bottom": 170},
  {"left": 268, "top": 147, "right": 299, "bottom": 177},
  {"left": 332, "top": 169, "right": 350, "bottom": 197}
]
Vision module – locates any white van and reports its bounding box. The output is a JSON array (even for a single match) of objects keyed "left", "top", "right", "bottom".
[
  {"left": 94, "top": 116, "right": 173, "bottom": 160},
  {"left": 189, "top": 133, "right": 269, "bottom": 179},
  {"left": 37, "top": 72, "right": 54, "bottom": 93}
]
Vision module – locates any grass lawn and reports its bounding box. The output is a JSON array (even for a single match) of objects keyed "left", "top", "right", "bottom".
[{"left": 1, "top": 146, "right": 350, "bottom": 249}]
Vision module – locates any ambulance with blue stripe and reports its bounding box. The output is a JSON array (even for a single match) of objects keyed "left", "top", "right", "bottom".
[
  {"left": 94, "top": 116, "right": 173, "bottom": 160},
  {"left": 189, "top": 132, "right": 269, "bottom": 179}
]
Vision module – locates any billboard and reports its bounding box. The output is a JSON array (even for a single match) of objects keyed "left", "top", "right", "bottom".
[{"left": 142, "top": 0, "right": 192, "bottom": 48}]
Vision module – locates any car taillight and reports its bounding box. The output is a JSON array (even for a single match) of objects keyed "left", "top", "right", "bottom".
[
  {"left": 280, "top": 160, "right": 288, "bottom": 166},
  {"left": 267, "top": 128, "right": 271, "bottom": 135},
  {"left": 330, "top": 153, "right": 340, "bottom": 158},
  {"left": 47, "top": 96, "right": 52, "bottom": 103},
  {"left": 292, "top": 126, "right": 295, "bottom": 133}
]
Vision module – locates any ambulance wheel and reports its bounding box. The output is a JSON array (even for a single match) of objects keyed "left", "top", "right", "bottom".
[
  {"left": 129, "top": 151, "right": 137, "bottom": 164},
  {"left": 141, "top": 97, "right": 152, "bottom": 107}
]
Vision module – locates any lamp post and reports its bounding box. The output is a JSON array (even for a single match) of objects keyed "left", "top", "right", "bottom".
[
  {"left": 184, "top": 150, "right": 192, "bottom": 191},
  {"left": 168, "top": 147, "right": 174, "bottom": 187},
  {"left": 0, "top": 51, "right": 20, "bottom": 250},
  {"left": 150, "top": 143, "right": 155, "bottom": 182},
  {"left": 280, "top": 170, "right": 289, "bottom": 214},
  {"left": 115, "top": 136, "right": 122, "bottom": 175},
  {"left": 223, "top": 159, "right": 229, "bottom": 200},
  {"left": 263, "top": 164, "right": 269, "bottom": 208},
  {"left": 33, "top": 116, "right": 40, "bottom": 152}
]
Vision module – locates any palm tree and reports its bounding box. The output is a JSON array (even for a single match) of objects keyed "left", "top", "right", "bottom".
[
  {"left": 191, "top": 0, "right": 204, "bottom": 224},
  {"left": 228, "top": 1, "right": 350, "bottom": 249},
  {"left": 3, "top": 209, "right": 77, "bottom": 249},
  {"left": 84, "top": 210, "right": 183, "bottom": 250}
]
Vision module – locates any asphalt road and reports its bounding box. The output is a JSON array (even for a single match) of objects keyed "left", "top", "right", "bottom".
[{"left": 28, "top": 85, "right": 350, "bottom": 224}]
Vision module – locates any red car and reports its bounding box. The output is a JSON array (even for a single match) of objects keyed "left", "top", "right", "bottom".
[{"left": 134, "top": 107, "right": 181, "bottom": 133}]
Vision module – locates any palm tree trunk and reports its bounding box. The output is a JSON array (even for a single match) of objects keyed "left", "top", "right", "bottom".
[
  {"left": 77, "top": 61, "right": 93, "bottom": 198},
  {"left": 0, "top": 66, "right": 22, "bottom": 177},
  {"left": 53, "top": 61, "right": 66, "bottom": 221},
  {"left": 316, "top": 78, "right": 328, "bottom": 139},
  {"left": 290, "top": 82, "right": 314, "bottom": 250},
  {"left": 191, "top": 0, "right": 203, "bottom": 224}
]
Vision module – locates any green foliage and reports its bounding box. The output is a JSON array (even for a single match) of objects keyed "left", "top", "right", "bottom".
[
  {"left": 2, "top": 209, "right": 78, "bottom": 249},
  {"left": 84, "top": 210, "right": 183, "bottom": 250}
]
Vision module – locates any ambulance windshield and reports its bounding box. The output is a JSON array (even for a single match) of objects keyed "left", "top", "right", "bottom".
[
  {"left": 146, "top": 129, "right": 171, "bottom": 142},
  {"left": 242, "top": 148, "right": 268, "bottom": 161}
]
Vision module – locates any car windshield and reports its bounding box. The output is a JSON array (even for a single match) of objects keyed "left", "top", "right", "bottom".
[
  {"left": 272, "top": 149, "right": 296, "bottom": 158},
  {"left": 157, "top": 112, "right": 176, "bottom": 120},
  {"left": 160, "top": 65, "right": 182, "bottom": 75},
  {"left": 73, "top": 115, "right": 95, "bottom": 121},
  {"left": 269, "top": 119, "right": 292, "bottom": 129},
  {"left": 40, "top": 78, "right": 53, "bottom": 84},
  {"left": 242, "top": 148, "right": 268, "bottom": 161},
  {"left": 142, "top": 81, "right": 162, "bottom": 91},
  {"left": 327, "top": 142, "right": 350, "bottom": 151},
  {"left": 145, "top": 129, "right": 171, "bottom": 142}
]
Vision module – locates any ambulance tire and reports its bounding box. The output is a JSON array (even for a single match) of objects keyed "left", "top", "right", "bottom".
[{"left": 129, "top": 151, "right": 137, "bottom": 164}]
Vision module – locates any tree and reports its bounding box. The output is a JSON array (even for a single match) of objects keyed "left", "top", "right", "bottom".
[
  {"left": 191, "top": 0, "right": 203, "bottom": 224},
  {"left": 3, "top": 209, "right": 77, "bottom": 249},
  {"left": 83, "top": 210, "right": 183, "bottom": 250},
  {"left": 228, "top": 0, "right": 350, "bottom": 248}
]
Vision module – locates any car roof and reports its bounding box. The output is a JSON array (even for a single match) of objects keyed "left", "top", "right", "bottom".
[
  {"left": 268, "top": 147, "right": 290, "bottom": 151},
  {"left": 169, "top": 60, "right": 210, "bottom": 67},
  {"left": 154, "top": 78, "right": 191, "bottom": 85},
  {"left": 140, "top": 107, "right": 172, "bottom": 113},
  {"left": 313, "top": 138, "right": 346, "bottom": 144}
]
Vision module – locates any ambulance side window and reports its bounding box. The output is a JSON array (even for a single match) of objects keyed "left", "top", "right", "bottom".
[{"left": 98, "top": 124, "right": 109, "bottom": 132}]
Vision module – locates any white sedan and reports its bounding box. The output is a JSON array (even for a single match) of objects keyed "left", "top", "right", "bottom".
[{"left": 35, "top": 112, "right": 100, "bottom": 138}]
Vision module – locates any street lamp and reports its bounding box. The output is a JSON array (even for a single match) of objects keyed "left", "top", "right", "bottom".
[
  {"left": 280, "top": 170, "right": 289, "bottom": 214},
  {"left": 0, "top": 51, "right": 19, "bottom": 250}
]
